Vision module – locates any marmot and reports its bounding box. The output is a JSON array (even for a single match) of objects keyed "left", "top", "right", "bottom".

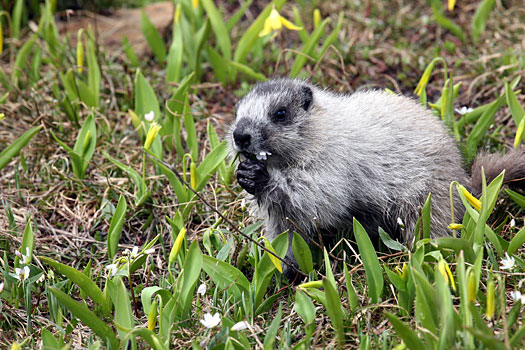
[{"left": 230, "top": 78, "right": 524, "bottom": 278}]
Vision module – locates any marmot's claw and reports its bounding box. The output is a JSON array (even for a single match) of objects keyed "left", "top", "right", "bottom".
[{"left": 237, "top": 159, "right": 270, "bottom": 196}]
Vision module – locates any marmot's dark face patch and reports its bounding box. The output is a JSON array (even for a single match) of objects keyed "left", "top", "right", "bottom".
[{"left": 231, "top": 79, "right": 314, "bottom": 166}]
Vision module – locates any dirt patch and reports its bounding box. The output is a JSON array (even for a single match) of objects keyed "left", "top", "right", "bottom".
[{"left": 57, "top": 1, "right": 173, "bottom": 57}]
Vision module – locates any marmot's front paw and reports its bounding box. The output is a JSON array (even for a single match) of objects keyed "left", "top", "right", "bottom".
[{"left": 236, "top": 158, "right": 270, "bottom": 196}]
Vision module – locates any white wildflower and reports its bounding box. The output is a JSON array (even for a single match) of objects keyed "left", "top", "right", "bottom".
[
  {"left": 510, "top": 219, "right": 516, "bottom": 228},
  {"left": 231, "top": 320, "right": 249, "bottom": 331},
  {"left": 500, "top": 252, "right": 515, "bottom": 270},
  {"left": 397, "top": 217, "right": 404, "bottom": 226},
  {"left": 106, "top": 264, "right": 119, "bottom": 276},
  {"left": 124, "top": 246, "right": 140, "bottom": 259},
  {"left": 37, "top": 274, "right": 45, "bottom": 283},
  {"left": 197, "top": 283, "right": 207, "bottom": 295},
  {"left": 510, "top": 291, "right": 525, "bottom": 304},
  {"left": 455, "top": 106, "right": 473, "bottom": 115},
  {"left": 0, "top": 282, "right": 4, "bottom": 293},
  {"left": 200, "top": 312, "right": 221, "bottom": 328},
  {"left": 144, "top": 248, "right": 155, "bottom": 255},
  {"left": 145, "top": 111, "right": 155, "bottom": 122},
  {"left": 15, "top": 266, "right": 30, "bottom": 281}
]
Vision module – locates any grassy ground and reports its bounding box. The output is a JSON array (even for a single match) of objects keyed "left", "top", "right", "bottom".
[{"left": 0, "top": 0, "right": 524, "bottom": 349}]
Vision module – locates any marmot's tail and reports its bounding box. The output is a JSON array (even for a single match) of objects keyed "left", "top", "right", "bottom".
[{"left": 470, "top": 148, "right": 525, "bottom": 195}]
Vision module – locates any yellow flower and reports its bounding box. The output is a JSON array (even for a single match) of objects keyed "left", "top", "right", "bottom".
[
  {"left": 190, "top": 161, "right": 198, "bottom": 189},
  {"left": 0, "top": 113, "right": 4, "bottom": 121},
  {"left": 438, "top": 259, "right": 456, "bottom": 292},
  {"left": 486, "top": 278, "right": 495, "bottom": 319},
  {"left": 76, "top": 30, "right": 84, "bottom": 73},
  {"left": 458, "top": 185, "right": 481, "bottom": 211},
  {"left": 192, "top": 0, "right": 199, "bottom": 9},
  {"left": 144, "top": 121, "right": 161, "bottom": 150},
  {"left": 263, "top": 237, "right": 282, "bottom": 273},
  {"left": 259, "top": 5, "right": 302, "bottom": 37},
  {"left": 297, "top": 280, "right": 323, "bottom": 289},
  {"left": 313, "top": 9, "right": 321, "bottom": 28},
  {"left": 514, "top": 117, "right": 524, "bottom": 148},
  {"left": 174, "top": 3, "right": 182, "bottom": 24},
  {"left": 169, "top": 227, "right": 186, "bottom": 265},
  {"left": 467, "top": 270, "right": 477, "bottom": 302},
  {"left": 448, "top": 0, "right": 456, "bottom": 11},
  {"left": 447, "top": 223, "right": 464, "bottom": 230},
  {"left": 148, "top": 299, "right": 158, "bottom": 330}
]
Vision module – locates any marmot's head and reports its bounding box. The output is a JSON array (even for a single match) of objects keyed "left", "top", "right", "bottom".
[{"left": 230, "top": 78, "right": 314, "bottom": 167}]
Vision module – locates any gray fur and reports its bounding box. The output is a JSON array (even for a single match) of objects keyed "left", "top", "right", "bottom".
[{"left": 229, "top": 78, "right": 524, "bottom": 276}]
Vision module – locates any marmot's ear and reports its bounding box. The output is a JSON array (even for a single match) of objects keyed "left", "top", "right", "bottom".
[{"left": 301, "top": 86, "right": 313, "bottom": 111}]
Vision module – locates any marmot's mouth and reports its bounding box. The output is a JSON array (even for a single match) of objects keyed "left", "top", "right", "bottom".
[{"left": 241, "top": 151, "right": 272, "bottom": 161}]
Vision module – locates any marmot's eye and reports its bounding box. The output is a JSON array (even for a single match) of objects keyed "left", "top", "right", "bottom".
[{"left": 273, "top": 108, "right": 287, "bottom": 120}]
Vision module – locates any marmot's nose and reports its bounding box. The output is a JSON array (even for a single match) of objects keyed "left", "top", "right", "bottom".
[{"left": 233, "top": 129, "right": 251, "bottom": 149}]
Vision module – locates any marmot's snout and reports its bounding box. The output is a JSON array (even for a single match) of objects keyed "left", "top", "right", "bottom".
[{"left": 232, "top": 119, "right": 252, "bottom": 151}]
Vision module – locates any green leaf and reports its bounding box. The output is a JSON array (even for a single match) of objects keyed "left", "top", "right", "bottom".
[
  {"left": 0, "top": 125, "right": 42, "bottom": 171},
  {"left": 180, "top": 240, "right": 203, "bottom": 316},
  {"left": 506, "top": 184, "right": 525, "bottom": 207},
  {"left": 182, "top": 97, "right": 198, "bottom": 161},
  {"left": 76, "top": 80, "right": 97, "bottom": 107},
  {"left": 435, "top": 237, "right": 476, "bottom": 263},
  {"left": 200, "top": 0, "right": 231, "bottom": 61},
  {"left": 378, "top": 227, "right": 406, "bottom": 251},
  {"left": 255, "top": 231, "right": 288, "bottom": 308},
  {"left": 103, "top": 151, "right": 150, "bottom": 206},
  {"left": 508, "top": 225, "right": 525, "bottom": 255},
  {"left": 195, "top": 141, "right": 229, "bottom": 191},
  {"left": 228, "top": 60, "right": 266, "bottom": 81},
  {"left": 385, "top": 312, "right": 426, "bottom": 350},
  {"left": 344, "top": 263, "right": 360, "bottom": 311},
  {"left": 12, "top": 34, "right": 37, "bottom": 87},
  {"left": 430, "top": 1, "right": 466, "bottom": 43},
  {"left": 421, "top": 193, "right": 431, "bottom": 240},
  {"left": 111, "top": 279, "right": 135, "bottom": 345},
  {"left": 122, "top": 35, "right": 140, "bottom": 67},
  {"left": 141, "top": 11, "right": 166, "bottom": 62},
  {"left": 435, "top": 267, "right": 454, "bottom": 348},
  {"left": 317, "top": 12, "right": 344, "bottom": 60},
  {"left": 510, "top": 324, "right": 525, "bottom": 348},
  {"left": 471, "top": 0, "right": 495, "bottom": 42},
  {"left": 226, "top": 0, "right": 254, "bottom": 31},
  {"left": 263, "top": 237, "right": 283, "bottom": 273},
  {"left": 292, "top": 232, "right": 313, "bottom": 274},
  {"left": 107, "top": 194, "right": 127, "bottom": 259},
  {"left": 505, "top": 82, "right": 525, "bottom": 126},
  {"left": 120, "top": 328, "right": 168, "bottom": 350},
  {"left": 294, "top": 290, "right": 315, "bottom": 325},
  {"left": 73, "top": 112, "right": 97, "bottom": 177},
  {"left": 11, "top": 0, "right": 23, "bottom": 39},
  {"left": 263, "top": 304, "right": 282, "bottom": 350},
  {"left": 141, "top": 287, "right": 171, "bottom": 316},
  {"left": 465, "top": 94, "right": 505, "bottom": 160},
  {"left": 134, "top": 70, "right": 162, "bottom": 159},
  {"left": 202, "top": 255, "right": 250, "bottom": 299},
  {"left": 48, "top": 288, "right": 118, "bottom": 349},
  {"left": 41, "top": 257, "right": 110, "bottom": 314},
  {"left": 353, "top": 218, "right": 383, "bottom": 303},
  {"left": 206, "top": 46, "right": 228, "bottom": 85},
  {"left": 17, "top": 219, "right": 34, "bottom": 267},
  {"left": 166, "top": 23, "right": 183, "bottom": 85},
  {"left": 85, "top": 29, "right": 100, "bottom": 107},
  {"left": 322, "top": 277, "right": 345, "bottom": 347},
  {"left": 290, "top": 18, "right": 330, "bottom": 77}
]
